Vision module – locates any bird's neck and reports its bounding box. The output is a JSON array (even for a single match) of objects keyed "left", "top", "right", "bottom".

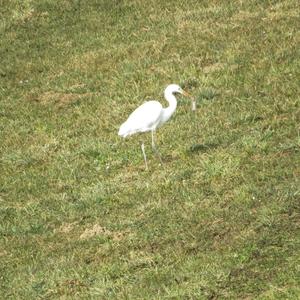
[{"left": 162, "top": 91, "right": 177, "bottom": 123}]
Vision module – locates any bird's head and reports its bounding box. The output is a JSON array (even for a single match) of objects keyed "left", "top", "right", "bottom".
[{"left": 166, "top": 84, "right": 190, "bottom": 97}]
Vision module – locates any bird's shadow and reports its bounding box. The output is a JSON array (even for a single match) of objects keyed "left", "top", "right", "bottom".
[
  {"left": 188, "top": 143, "right": 220, "bottom": 154},
  {"left": 161, "top": 143, "right": 219, "bottom": 163}
]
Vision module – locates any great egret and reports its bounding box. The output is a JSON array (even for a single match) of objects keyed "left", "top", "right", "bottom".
[{"left": 118, "top": 84, "right": 190, "bottom": 170}]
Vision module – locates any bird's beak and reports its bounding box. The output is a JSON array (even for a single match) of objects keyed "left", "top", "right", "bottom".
[{"left": 182, "top": 90, "right": 191, "bottom": 97}]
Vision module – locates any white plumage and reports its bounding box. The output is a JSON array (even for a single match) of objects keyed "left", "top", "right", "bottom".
[
  {"left": 118, "top": 84, "right": 189, "bottom": 169},
  {"left": 118, "top": 100, "right": 163, "bottom": 137}
]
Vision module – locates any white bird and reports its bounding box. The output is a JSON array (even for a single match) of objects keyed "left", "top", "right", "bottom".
[{"left": 118, "top": 84, "right": 190, "bottom": 170}]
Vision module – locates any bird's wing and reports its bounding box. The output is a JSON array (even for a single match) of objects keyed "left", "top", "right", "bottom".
[{"left": 119, "top": 100, "right": 163, "bottom": 136}]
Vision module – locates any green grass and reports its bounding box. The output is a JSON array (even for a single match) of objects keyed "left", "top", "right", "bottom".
[{"left": 1, "top": 0, "right": 299, "bottom": 298}]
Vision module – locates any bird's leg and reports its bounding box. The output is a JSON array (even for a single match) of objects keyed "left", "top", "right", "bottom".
[
  {"left": 141, "top": 142, "right": 148, "bottom": 170},
  {"left": 151, "top": 130, "right": 163, "bottom": 165}
]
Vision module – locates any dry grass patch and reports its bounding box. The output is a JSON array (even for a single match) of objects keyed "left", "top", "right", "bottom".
[
  {"left": 79, "top": 224, "right": 129, "bottom": 241},
  {"left": 203, "top": 62, "right": 226, "bottom": 74},
  {"left": 67, "top": 50, "right": 120, "bottom": 73},
  {"left": 27, "top": 91, "right": 93, "bottom": 107},
  {"left": 55, "top": 222, "right": 79, "bottom": 234}
]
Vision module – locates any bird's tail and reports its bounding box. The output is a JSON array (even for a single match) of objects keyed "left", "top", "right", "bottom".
[{"left": 118, "top": 122, "right": 129, "bottom": 138}]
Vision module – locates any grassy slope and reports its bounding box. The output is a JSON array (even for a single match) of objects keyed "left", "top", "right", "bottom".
[{"left": 1, "top": 0, "right": 299, "bottom": 298}]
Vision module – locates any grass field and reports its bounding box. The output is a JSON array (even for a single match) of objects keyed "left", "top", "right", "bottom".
[{"left": 1, "top": 0, "right": 300, "bottom": 298}]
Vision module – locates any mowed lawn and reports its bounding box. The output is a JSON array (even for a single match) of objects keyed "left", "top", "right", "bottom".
[{"left": 0, "top": 0, "right": 299, "bottom": 298}]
